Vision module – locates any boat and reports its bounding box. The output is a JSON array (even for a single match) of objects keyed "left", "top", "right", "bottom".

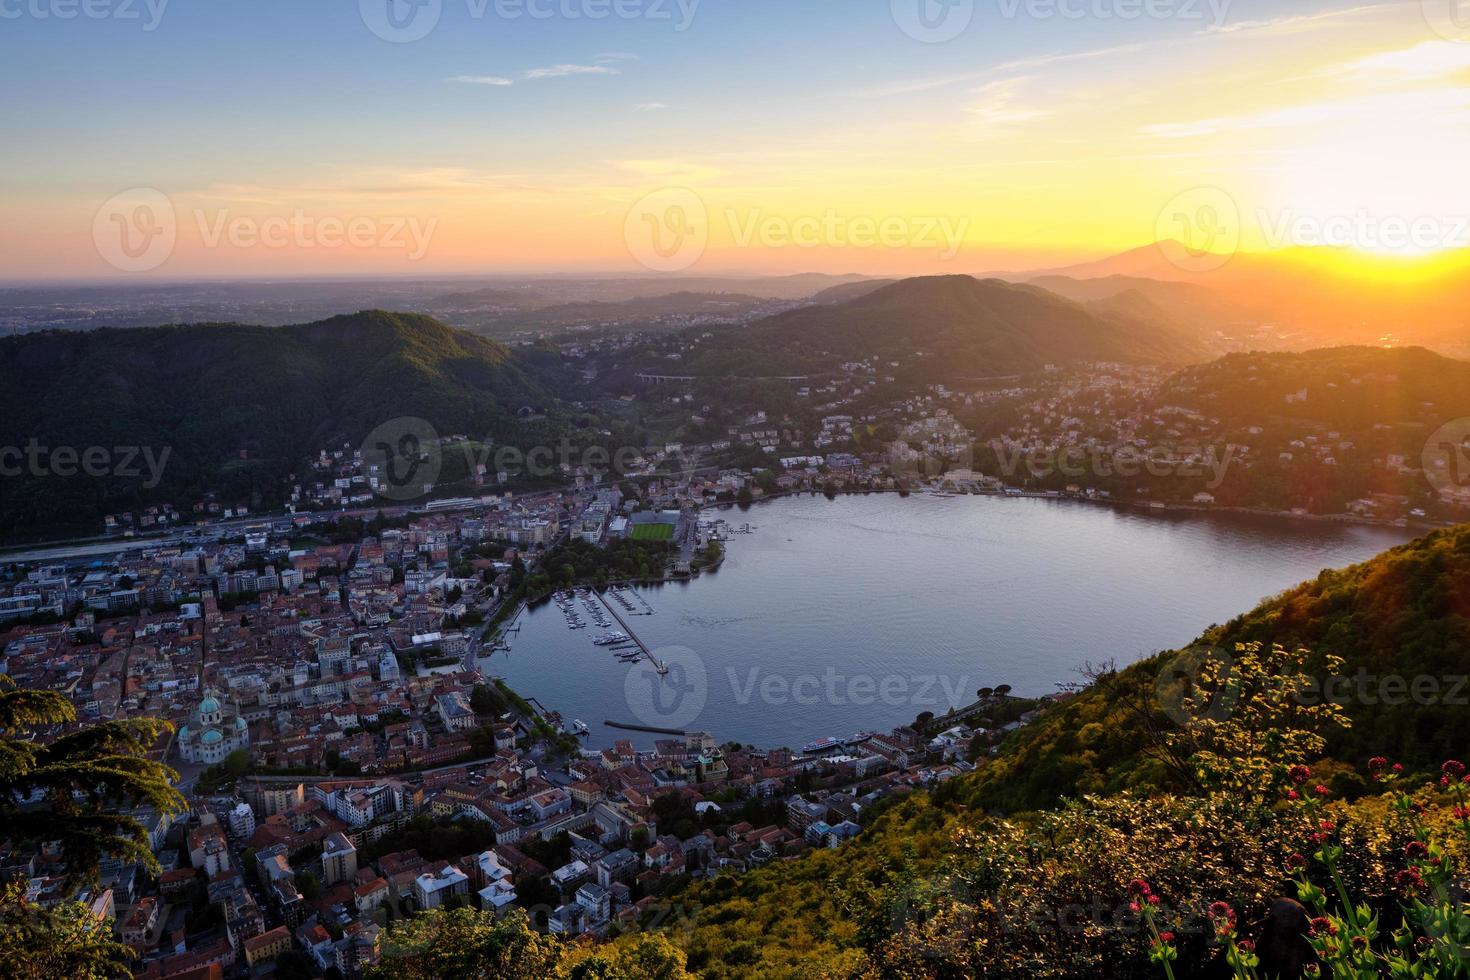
[
  {"left": 802, "top": 736, "right": 843, "bottom": 754},
  {"left": 572, "top": 719, "right": 590, "bottom": 735}
]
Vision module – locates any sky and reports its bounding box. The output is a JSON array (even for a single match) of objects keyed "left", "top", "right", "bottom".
[{"left": 1, "top": 0, "right": 1467, "bottom": 280}]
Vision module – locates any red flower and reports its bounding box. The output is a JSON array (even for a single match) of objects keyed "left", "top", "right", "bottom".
[
  {"left": 1237, "top": 939, "right": 1255, "bottom": 953},
  {"left": 1289, "top": 764, "right": 1312, "bottom": 785},
  {"left": 1405, "top": 841, "right": 1429, "bottom": 860},
  {"left": 1159, "top": 931, "right": 1175, "bottom": 943},
  {"left": 1393, "top": 869, "right": 1425, "bottom": 895},
  {"left": 1368, "top": 756, "right": 1389, "bottom": 772},
  {"left": 1308, "top": 916, "right": 1337, "bottom": 937},
  {"left": 1129, "top": 878, "right": 1153, "bottom": 897},
  {"left": 1287, "top": 789, "right": 1300, "bottom": 801},
  {"left": 1443, "top": 760, "right": 1466, "bottom": 778},
  {"left": 1313, "top": 784, "right": 1330, "bottom": 797},
  {"left": 1286, "top": 853, "right": 1307, "bottom": 871}
]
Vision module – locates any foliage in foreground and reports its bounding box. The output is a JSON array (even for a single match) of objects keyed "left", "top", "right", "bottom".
[
  {"left": 365, "top": 906, "right": 695, "bottom": 980},
  {"left": 0, "top": 674, "right": 183, "bottom": 881},
  {"left": 0, "top": 881, "right": 134, "bottom": 980}
]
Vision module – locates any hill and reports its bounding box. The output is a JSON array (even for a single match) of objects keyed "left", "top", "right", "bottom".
[
  {"left": 1028, "top": 273, "right": 1258, "bottom": 332},
  {"left": 0, "top": 311, "right": 553, "bottom": 542},
  {"left": 1160, "top": 345, "right": 1470, "bottom": 431},
  {"left": 679, "top": 275, "right": 1211, "bottom": 380}
]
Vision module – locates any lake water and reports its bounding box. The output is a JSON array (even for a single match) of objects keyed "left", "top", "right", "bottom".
[{"left": 481, "top": 494, "right": 1416, "bottom": 750}]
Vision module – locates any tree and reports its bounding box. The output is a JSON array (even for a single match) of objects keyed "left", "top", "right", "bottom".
[
  {"left": 0, "top": 676, "right": 183, "bottom": 882},
  {"left": 367, "top": 907, "right": 560, "bottom": 980},
  {"left": 0, "top": 881, "right": 133, "bottom": 979}
]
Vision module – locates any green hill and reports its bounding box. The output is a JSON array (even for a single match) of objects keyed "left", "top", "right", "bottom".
[
  {"left": 0, "top": 311, "right": 552, "bottom": 541},
  {"left": 681, "top": 275, "right": 1211, "bottom": 381}
]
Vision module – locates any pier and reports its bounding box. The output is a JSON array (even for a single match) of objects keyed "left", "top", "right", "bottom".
[
  {"left": 594, "top": 591, "right": 668, "bottom": 675},
  {"left": 604, "top": 720, "right": 689, "bottom": 736}
]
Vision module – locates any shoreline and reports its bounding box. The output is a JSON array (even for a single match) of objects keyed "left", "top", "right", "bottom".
[{"left": 699, "top": 484, "right": 1450, "bottom": 534}]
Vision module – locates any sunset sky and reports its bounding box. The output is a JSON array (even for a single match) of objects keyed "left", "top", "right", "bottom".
[{"left": 2, "top": 0, "right": 1467, "bottom": 279}]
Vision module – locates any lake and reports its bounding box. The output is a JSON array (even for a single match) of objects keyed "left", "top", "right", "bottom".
[{"left": 481, "top": 493, "right": 1416, "bottom": 750}]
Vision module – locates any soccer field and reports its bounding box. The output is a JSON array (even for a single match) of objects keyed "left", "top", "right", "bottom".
[{"left": 629, "top": 523, "right": 675, "bottom": 541}]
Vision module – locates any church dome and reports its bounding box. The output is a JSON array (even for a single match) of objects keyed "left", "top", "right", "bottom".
[
  {"left": 201, "top": 728, "right": 223, "bottom": 745},
  {"left": 199, "top": 695, "right": 221, "bottom": 715}
]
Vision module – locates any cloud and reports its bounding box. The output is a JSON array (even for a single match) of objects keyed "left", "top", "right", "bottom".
[
  {"left": 634, "top": 102, "right": 669, "bottom": 111},
  {"left": 1140, "top": 87, "right": 1470, "bottom": 139},
  {"left": 523, "top": 63, "right": 621, "bottom": 80},
  {"left": 966, "top": 78, "right": 1049, "bottom": 127},
  {"left": 615, "top": 159, "right": 725, "bottom": 183},
  {"left": 1320, "top": 40, "right": 1470, "bottom": 82},
  {"left": 450, "top": 75, "right": 515, "bottom": 86}
]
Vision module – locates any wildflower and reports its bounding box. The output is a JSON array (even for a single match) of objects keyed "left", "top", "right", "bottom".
[
  {"left": 1287, "top": 789, "right": 1300, "bottom": 801},
  {"left": 1286, "top": 853, "right": 1307, "bottom": 871},
  {"left": 1443, "top": 760, "right": 1466, "bottom": 778},
  {"left": 1289, "top": 764, "right": 1312, "bottom": 785},
  {"left": 1453, "top": 805, "right": 1469, "bottom": 820},
  {"left": 1369, "top": 756, "right": 1388, "bottom": 772},
  {"left": 1304, "top": 966, "right": 1320, "bottom": 977},
  {"left": 1158, "top": 931, "right": 1175, "bottom": 943},
  {"left": 1309, "top": 916, "right": 1337, "bottom": 937},
  {"left": 1393, "top": 763, "right": 1403, "bottom": 773},
  {"left": 1405, "top": 841, "right": 1429, "bottom": 860},
  {"left": 1129, "top": 879, "right": 1153, "bottom": 897},
  {"left": 1393, "top": 869, "right": 1425, "bottom": 895},
  {"left": 1208, "top": 901, "right": 1237, "bottom": 938},
  {"left": 1313, "top": 784, "right": 1329, "bottom": 797},
  {"left": 1237, "top": 939, "right": 1255, "bottom": 953}
]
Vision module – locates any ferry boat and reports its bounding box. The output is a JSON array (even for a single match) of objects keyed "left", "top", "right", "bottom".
[
  {"left": 572, "top": 719, "right": 590, "bottom": 735},
  {"left": 802, "top": 736, "right": 843, "bottom": 754}
]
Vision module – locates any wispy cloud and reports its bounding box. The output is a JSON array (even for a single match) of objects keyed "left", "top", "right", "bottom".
[
  {"left": 524, "top": 63, "right": 620, "bottom": 80},
  {"left": 449, "top": 74, "right": 514, "bottom": 86},
  {"left": 615, "top": 158, "right": 724, "bottom": 183},
  {"left": 634, "top": 102, "right": 669, "bottom": 111},
  {"left": 966, "top": 78, "right": 1050, "bottom": 127},
  {"left": 1318, "top": 39, "right": 1470, "bottom": 82},
  {"left": 1141, "top": 88, "right": 1470, "bottom": 139}
]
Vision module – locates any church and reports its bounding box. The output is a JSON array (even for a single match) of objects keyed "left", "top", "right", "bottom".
[{"left": 177, "top": 690, "right": 250, "bottom": 765}]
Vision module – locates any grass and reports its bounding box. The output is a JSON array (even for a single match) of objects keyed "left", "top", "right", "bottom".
[{"left": 629, "top": 523, "right": 675, "bottom": 541}]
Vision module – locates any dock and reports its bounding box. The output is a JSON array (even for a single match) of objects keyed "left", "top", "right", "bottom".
[
  {"left": 594, "top": 591, "right": 668, "bottom": 674},
  {"left": 604, "top": 720, "right": 688, "bottom": 736}
]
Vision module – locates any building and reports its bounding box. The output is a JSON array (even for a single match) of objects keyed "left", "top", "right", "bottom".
[
  {"left": 242, "top": 925, "right": 292, "bottom": 968},
  {"left": 227, "top": 802, "right": 255, "bottom": 840},
  {"left": 412, "top": 864, "right": 470, "bottom": 910},
  {"left": 177, "top": 690, "right": 250, "bottom": 765},
  {"left": 321, "top": 832, "right": 358, "bottom": 887}
]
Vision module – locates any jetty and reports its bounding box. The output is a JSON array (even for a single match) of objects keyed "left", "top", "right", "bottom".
[
  {"left": 604, "top": 720, "right": 688, "bottom": 736},
  {"left": 595, "top": 591, "right": 668, "bottom": 675}
]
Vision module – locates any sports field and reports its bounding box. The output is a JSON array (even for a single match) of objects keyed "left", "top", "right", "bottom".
[{"left": 629, "top": 523, "right": 675, "bottom": 541}]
